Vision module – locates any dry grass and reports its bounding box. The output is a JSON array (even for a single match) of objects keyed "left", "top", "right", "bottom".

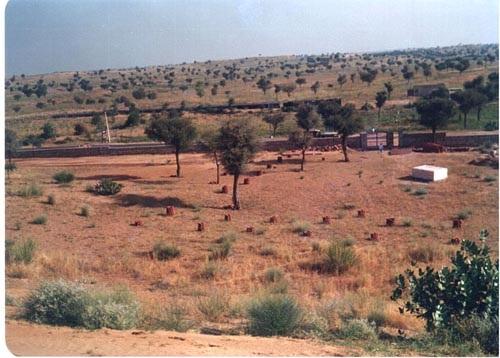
[{"left": 5, "top": 150, "right": 498, "bottom": 336}]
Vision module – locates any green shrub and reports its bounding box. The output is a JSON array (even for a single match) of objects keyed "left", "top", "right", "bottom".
[
  {"left": 79, "top": 205, "right": 91, "bottom": 217},
  {"left": 47, "top": 194, "right": 56, "bottom": 205},
  {"left": 142, "top": 304, "right": 192, "bottom": 332},
  {"left": 392, "top": 230, "right": 498, "bottom": 334},
  {"left": 260, "top": 246, "right": 277, "bottom": 257},
  {"left": 6, "top": 238, "right": 37, "bottom": 264},
  {"left": 94, "top": 178, "right": 123, "bottom": 195},
  {"left": 484, "top": 175, "right": 496, "bottom": 182},
  {"left": 266, "top": 280, "right": 289, "bottom": 295},
  {"left": 23, "top": 280, "right": 140, "bottom": 330},
  {"left": 402, "top": 218, "right": 413, "bottom": 227},
  {"left": 403, "top": 186, "right": 412, "bottom": 193},
  {"left": 291, "top": 220, "right": 310, "bottom": 235},
  {"left": 413, "top": 187, "right": 428, "bottom": 196},
  {"left": 367, "top": 309, "right": 388, "bottom": 328},
  {"left": 84, "top": 184, "right": 94, "bottom": 193},
  {"left": 323, "top": 242, "right": 358, "bottom": 275},
  {"left": 5, "top": 162, "right": 17, "bottom": 173},
  {"left": 311, "top": 242, "right": 322, "bottom": 252},
  {"left": 343, "top": 203, "right": 356, "bottom": 210},
  {"left": 247, "top": 294, "right": 302, "bottom": 336},
  {"left": 264, "top": 268, "right": 284, "bottom": 283},
  {"left": 208, "top": 239, "right": 232, "bottom": 260},
  {"left": 31, "top": 215, "right": 47, "bottom": 225},
  {"left": 215, "top": 232, "right": 238, "bottom": 244},
  {"left": 197, "top": 291, "right": 229, "bottom": 322},
  {"left": 200, "top": 261, "right": 219, "bottom": 279},
  {"left": 53, "top": 171, "right": 75, "bottom": 184},
  {"left": 18, "top": 183, "right": 43, "bottom": 197},
  {"left": 152, "top": 241, "right": 180, "bottom": 261},
  {"left": 335, "top": 319, "right": 378, "bottom": 340},
  {"left": 339, "top": 237, "right": 355, "bottom": 247},
  {"left": 456, "top": 208, "right": 472, "bottom": 220}
]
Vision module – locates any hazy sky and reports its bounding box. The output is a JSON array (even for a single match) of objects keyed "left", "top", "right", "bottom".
[{"left": 5, "top": 0, "right": 499, "bottom": 75}]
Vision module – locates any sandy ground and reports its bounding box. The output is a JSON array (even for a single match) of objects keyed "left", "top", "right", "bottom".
[{"left": 5, "top": 320, "right": 361, "bottom": 356}]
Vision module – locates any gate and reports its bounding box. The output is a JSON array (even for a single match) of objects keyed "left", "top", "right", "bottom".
[{"left": 366, "top": 131, "right": 387, "bottom": 149}]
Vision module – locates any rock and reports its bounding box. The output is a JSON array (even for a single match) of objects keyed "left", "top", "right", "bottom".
[
  {"left": 221, "top": 185, "right": 228, "bottom": 194},
  {"left": 197, "top": 222, "right": 205, "bottom": 231},
  {"left": 224, "top": 214, "right": 231, "bottom": 222},
  {"left": 322, "top": 216, "right": 331, "bottom": 224},
  {"left": 277, "top": 156, "right": 283, "bottom": 163},
  {"left": 453, "top": 219, "right": 463, "bottom": 229},
  {"left": 386, "top": 218, "right": 395, "bottom": 226},
  {"left": 370, "top": 233, "right": 379, "bottom": 241},
  {"left": 246, "top": 226, "right": 254, "bottom": 233},
  {"left": 357, "top": 209, "right": 365, "bottom": 218},
  {"left": 243, "top": 178, "right": 250, "bottom": 185},
  {"left": 166, "top": 206, "right": 175, "bottom": 216},
  {"left": 269, "top": 215, "right": 278, "bottom": 224}
]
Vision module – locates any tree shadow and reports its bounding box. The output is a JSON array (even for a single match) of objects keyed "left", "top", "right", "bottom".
[
  {"left": 78, "top": 174, "right": 142, "bottom": 181},
  {"left": 115, "top": 193, "right": 194, "bottom": 208},
  {"left": 132, "top": 179, "right": 173, "bottom": 185},
  {"left": 398, "top": 175, "right": 430, "bottom": 183}
]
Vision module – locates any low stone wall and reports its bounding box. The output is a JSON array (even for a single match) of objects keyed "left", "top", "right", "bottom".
[{"left": 399, "top": 131, "right": 498, "bottom": 148}]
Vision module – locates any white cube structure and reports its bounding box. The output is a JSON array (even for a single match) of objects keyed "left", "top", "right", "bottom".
[{"left": 412, "top": 165, "right": 448, "bottom": 182}]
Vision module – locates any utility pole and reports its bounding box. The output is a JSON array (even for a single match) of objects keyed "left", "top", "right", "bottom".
[{"left": 104, "top": 112, "right": 111, "bottom": 143}]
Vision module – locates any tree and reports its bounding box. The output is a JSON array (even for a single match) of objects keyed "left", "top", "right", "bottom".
[
  {"left": 132, "top": 87, "right": 146, "bottom": 100},
  {"left": 391, "top": 230, "right": 498, "bottom": 355},
  {"left": 124, "top": 109, "right": 141, "bottom": 128},
  {"left": 257, "top": 77, "right": 272, "bottom": 95},
  {"left": 403, "top": 70, "right": 414, "bottom": 84},
  {"left": 350, "top": 73, "right": 356, "bottom": 84},
  {"left": 334, "top": 104, "right": 363, "bottom": 162},
  {"left": 337, "top": 74, "right": 347, "bottom": 88},
  {"left": 358, "top": 68, "right": 377, "bottom": 86},
  {"left": 145, "top": 113, "right": 197, "bottom": 177},
  {"left": 274, "top": 84, "right": 281, "bottom": 100},
  {"left": 199, "top": 128, "right": 222, "bottom": 184},
  {"left": 216, "top": 119, "right": 258, "bottom": 210},
  {"left": 451, "top": 90, "right": 476, "bottom": 129},
  {"left": 194, "top": 81, "right": 205, "bottom": 98},
  {"left": 41, "top": 122, "right": 56, "bottom": 140},
  {"left": 310, "top": 81, "right": 320, "bottom": 95},
  {"left": 281, "top": 83, "right": 296, "bottom": 97},
  {"left": 317, "top": 100, "right": 341, "bottom": 130},
  {"left": 292, "top": 104, "right": 320, "bottom": 171},
  {"left": 415, "top": 97, "right": 456, "bottom": 142},
  {"left": 5, "top": 129, "right": 18, "bottom": 167},
  {"left": 384, "top": 82, "right": 393, "bottom": 99},
  {"left": 91, "top": 114, "right": 104, "bottom": 130},
  {"left": 263, "top": 112, "right": 285, "bottom": 137},
  {"left": 295, "top": 78, "right": 306, "bottom": 87},
  {"left": 375, "top": 91, "right": 387, "bottom": 121}
]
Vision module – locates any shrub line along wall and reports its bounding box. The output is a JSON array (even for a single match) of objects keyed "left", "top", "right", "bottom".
[{"left": 12, "top": 132, "right": 498, "bottom": 159}]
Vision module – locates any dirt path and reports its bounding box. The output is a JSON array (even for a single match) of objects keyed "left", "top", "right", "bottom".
[{"left": 5, "top": 320, "right": 362, "bottom": 356}]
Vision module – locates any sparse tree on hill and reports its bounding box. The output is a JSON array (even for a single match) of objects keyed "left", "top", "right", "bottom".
[
  {"left": 291, "top": 104, "right": 320, "bottom": 171},
  {"left": 145, "top": 113, "right": 197, "bottom": 177},
  {"left": 384, "top": 82, "right": 393, "bottom": 99},
  {"left": 41, "top": 122, "right": 56, "bottom": 140},
  {"left": 274, "top": 84, "right": 281, "bottom": 100},
  {"left": 451, "top": 90, "right": 477, "bottom": 129},
  {"left": 415, "top": 97, "right": 456, "bottom": 142},
  {"left": 350, "top": 73, "right": 356, "bottom": 84},
  {"left": 310, "top": 81, "right": 320, "bottom": 95},
  {"left": 403, "top": 70, "right": 414, "bottom": 84},
  {"left": 263, "top": 112, "right": 285, "bottom": 137},
  {"left": 295, "top": 78, "right": 306, "bottom": 87},
  {"left": 216, "top": 119, "right": 258, "bottom": 210},
  {"left": 337, "top": 74, "right": 347, "bottom": 88},
  {"left": 194, "top": 81, "right": 205, "bottom": 98},
  {"left": 281, "top": 83, "right": 296, "bottom": 97},
  {"left": 334, "top": 104, "right": 363, "bottom": 162},
  {"left": 375, "top": 91, "right": 388, "bottom": 121},
  {"left": 359, "top": 68, "right": 377, "bottom": 86},
  {"left": 257, "top": 77, "right": 272, "bottom": 95},
  {"left": 5, "top": 129, "right": 18, "bottom": 169}
]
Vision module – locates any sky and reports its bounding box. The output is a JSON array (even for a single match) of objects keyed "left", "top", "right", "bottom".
[{"left": 4, "top": 0, "right": 499, "bottom": 75}]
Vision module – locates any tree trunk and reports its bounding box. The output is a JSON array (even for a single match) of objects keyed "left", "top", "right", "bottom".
[
  {"left": 342, "top": 135, "right": 349, "bottom": 162},
  {"left": 232, "top": 173, "right": 240, "bottom": 210},
  {"left": 377, "top": 107, "right": 381, "bottom": 121},
  {"left": 213, "top": 152, "right": 220, "bottom": 184},
  {"left": 273, "top": 125, "right": 277, "bottom": 137},
  {"left": 463, "top": 112, "right": 468, "bottom": 129},
  {"left": 301, "top": 147, "right": 306, "bottom": 171},
  {"left": 175, "top": 149, "right": 181, "bottom": 177},
  {"left": 477, "top": 106, "right": 482, "bottom": 121},
  {"left": 432, "top": 128, "right": 437, "bottom": 143}
]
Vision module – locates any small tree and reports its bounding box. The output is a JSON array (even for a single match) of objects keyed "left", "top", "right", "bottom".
[
  {"left": 391, "top": 230, "right": 498, "bottom": 354},
  {"left": 257, "top": 77, "right": 272, "bottom": 95},
  {"left": 337, "top": 74, "right": 347, "bottom": 88},
  {"left": 292, "top": 104, "right": 320, "bottom": 171},
  {"left": 194, "top": 81, "right": 205, "bottom": 98},
  {"left": 450, "top": 90, "right": 476, "bottom": 129},
  {"left": 384, "top": 82, "right": 393, "bottom": 99},
  {"left": 263, "top": 112, "right": 285, "bottom": 137},
  {"left": 375, "top": 91, "right": 387, "bottom": 121},
  {"left": 145, "top": 113, "right": 197, "bottom": 177},
  {"left": 359, "top": 68, "right": 377, "bottom": 86},
  {"left": 415, "top": 97, "right": 455, "bottom": 142},
  {"left": 41, "top": 122, "right": 56, "bottom": 140},
  {"left": 216, "top": 120, "right": 258, "bottom": 210},
  {"left": 199, "top": 128, "right": 221, "bottom": 184},
  {"left": 281, "top": 83, "right": 296, "bottom": 97},
  {"left": 334, "top": 104, "right": 363, "bottom": 162},
  {"left": 310, "top": 81, "right": 320, "bottom": 95}
]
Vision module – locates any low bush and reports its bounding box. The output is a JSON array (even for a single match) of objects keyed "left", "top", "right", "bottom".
[
  {"left": 18, "top": 183, "right": 43, "bottom": 197},
  {"left": 141, "top": 304, "right": 192, "bottom": 332},
  {"left": 93, "top": 179, "right": 123, "bottom": 195},
  {"left": 53, "top": 170, "right": 75, "bottom": 184},
  {"left": 323, "top": 242, "right": 358, "bottom": 275},
  {"left": 413, "top": 187, "right": 428, "bottom": 196},
  {"left": 208, "top": 239, "right": 232, "bottom": 261},
  {"left": 31, "top": 215, "right": 47, "bottom": 225},
  {"left": 264, "top": 268, "right": 284, "bottom": 283},
  {"left": 407, "top": 245, "right": 441, "bottom": 263},
  {"left": 23, "top": 280, "right": 140, "bottom": 330},
  {"left": 47, "top": 194, "right": 56, "bottom": 205},
  {"left": 6, "top": 238, "right": 37, "bottom": 264},
  {"left": 334, "top": 319, "right": 378, "bottom": 340},
  {"left": 80, "top": 205, "right": 91, "bottom": 217},
  {"left": 455, "top": 208, "right": 472, "bottom": 220},
  {"left": 200, "top": 261, "right": 219, "bottom": 279},
  {"left": 402, "top": 218, "right": 413, "bottom": 227},
  {"left": 247, "top": 294, "right": 302, "bottom": 336},
  {"left": 291, "top": 220, "right": 310, "bottom": 235},
  {"left": 484, "top": 175, "right": 496, "bottom": 182},
  {"left": 343, "top": 203, "right": 356, "bottom": 210},
  {"left": 197, "top": 291, "right": 229, "bottom": 322},
  {"left": 259, "top": 246, "right": 277, "bottom": 257},
  {"left": 152, "top": 241, "right": 180, "bottom": 261}
]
